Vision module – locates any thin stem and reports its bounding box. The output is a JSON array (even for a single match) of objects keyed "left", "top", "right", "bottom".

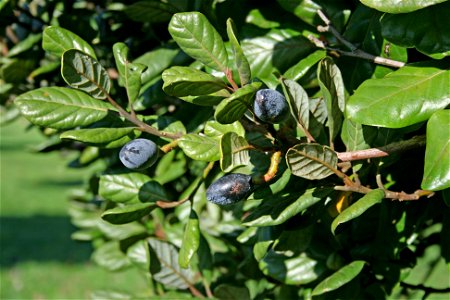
[{"left": 225, "top": 68, "right": 239, "bottom": 91}]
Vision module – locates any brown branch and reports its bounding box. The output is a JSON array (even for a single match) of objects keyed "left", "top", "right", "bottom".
[
  {"left": 336, "top": 135, "right": 426, "bottom": 162},
  {"left": 310, "top": 10, "right": 405, "bottom": 69}
]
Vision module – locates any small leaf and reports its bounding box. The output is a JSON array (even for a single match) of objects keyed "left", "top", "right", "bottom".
[
  {"left": 312, "top": 261, "right": 366, "bottom": 296},
  {"left": 61, "top": 49, "right": 110, "bottom": 100},
  {"left": 162, "top": 66, "right": 228, "bottom": 97},
  {"left": 214, "top": 81, "right": 262, "bottom": 124},
  {"left": 286, "top": 144, "right": 338, "bottom": 180},
  {"left": 226, "top": 18, "right": 251, "bottom": 85},
  {"left": 178, "top": 134, "right": 220, "bottom": 161},
  {"left": 101, "top": 203, "right": 156, "bottom": 224},
  {"left": 92, "top": 241, "right": 131, "bottom": 271},
  {"left": 15, "top": 87, "right": 114, "bottom": 129},
  {"left": 43, "top": 26, "right": 96, "bottom": 59},
  {"left": 127, "top": 240, "right": 150, "bottom": 271},
  {"left": 317, "top": 57, "right": 345, "bottom": 143},
  {"left": 280, "top": 78, "right": 309, "bottom": 130},
  {"left": 204, "top": 120, "right": 245, "bottom": 138},
  {"left": 60, "top": 127, "right": 138, "bottom": 148},
  {"left": 331, "top": 189, "right": 385, "bottom": 234},
  {"left": 284, "top": 50, "right": 326, "bottom": 81},
  {"left": 422, "top": 110, "right": 450, "bottom": 191},
  {"left": 346, "top": 62, "right": 450, "bottom": 128},
  {"left": 169, "top": 12, "right": 228, "bottom": 72},
  {"left": 179, "top": 210, "right": 200, "bottom": 269},
  {"left": 220, "top": 132, "right": 250, "bottom": 172},
  {"left": 360, "top": 0, "right": 447, "bottom": 13}
]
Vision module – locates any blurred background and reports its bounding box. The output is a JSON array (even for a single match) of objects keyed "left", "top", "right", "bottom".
[{"left": 0, "top": 117, "right": 148, "bottom": 299}]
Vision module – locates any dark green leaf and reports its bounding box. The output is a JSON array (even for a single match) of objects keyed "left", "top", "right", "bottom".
[
  {"left": 162, "top": 66, "right": 227, "bottom": 97},
  {"left": 346, "top": 62, "right": 450, "bottom": 128},
  {"left": 179, "top": 93, "right": 227, "bottom": 106},
  {"left": 422, "top": 110, "right": 450, "bottom": 191},
  {"left": 360, "top": 0, "right": 447, "bottom": 13},
  {"left": 280, "top": 78, "right": 309, "bottom": 130},
  {"left": 60, "top": 127, "right": 138, "bottom": 148},
  {"left": 134, "top": 47, "right": 182, "bottom": 84},
  {"left": 0, "top": 58, "right": 36, "bottom": 83},
  {"left": 61, "top": 49, "right": 111, "bottom": 99},
  {"left": 286, "top": 143, "right": 338, "bottom": 180},
  {"left": 284, "top": 50, "right": 326, "bottom": 81},
  {"left": 178, "top": 134, "right": 220, "bottom": 161},
  {"left": 101, "top": 203, "right": 156, "bottom": 224},
  {"left": 381, "top": 2, "right": 450, "bottom": 57},
  {"left": 154, "top": 150, "right": 186, "bottom": 184},
  {"left": 312, "top": 261, "right": 366, "bottom": 296},
  {"left": 124, "top": 1, "right": 179, "bottom": 23},
  {"left": 331, "top": 189, "right": 384, "bottom": 234},
  {"left": 214, "top": 284, "right": 251, "bottom": 300},
  {"left": 179, "top": 210, "right": 200, "bottom": 269},
  {"left": 127, "top": 240, "right": 150, "bottom": 271},
  {"left": 15, "top": 87, "right": 114, "bottom": 129},
  {"left": 226, "top": 18, "right": 251, "bottom": 86},
  {"left": 43, "top": 26, "right": 96, "bottom": 59},
  {"left": 169, "top": 12, "right": 228, "bottom": 72},
  {"left": 220, "top": 132, "right": 250, "bottom": 172},
  {"left": 92, "top": 241, "right": 131, "bottom": 271}
]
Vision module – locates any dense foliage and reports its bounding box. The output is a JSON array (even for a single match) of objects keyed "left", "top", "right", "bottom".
[{"left": 1, "top": 0, "right": 449, "bottom": 299}]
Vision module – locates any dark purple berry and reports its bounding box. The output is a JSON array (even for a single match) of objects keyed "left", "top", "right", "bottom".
[
  {"left": 206, "top": 173, "right": 253, "bottom": 205},
  {"left": 254, "top": 89, "right": 289, "bottom": 123},
  {"left": 119, "top": 138, "right": 158, "bottom": 170}
]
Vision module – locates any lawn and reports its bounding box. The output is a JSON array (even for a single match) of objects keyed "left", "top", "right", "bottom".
[{"left": 0, "top": 119, "right": 148, "bottom": 299}]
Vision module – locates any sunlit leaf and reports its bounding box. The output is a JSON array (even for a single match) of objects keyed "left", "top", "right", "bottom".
[
  {"left": 179, "top": 210, "right": 200, "bottom": 269},
  {"left": 43, "top": 26, "right": 96, "bottom": 58}
]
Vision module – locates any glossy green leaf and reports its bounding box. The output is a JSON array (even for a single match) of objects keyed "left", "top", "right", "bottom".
[
  {"left": 169, "top": 12, "right": 228, "bottom": 72},
  {"left": 148, "top": 238, "right": 196, "bottom": 289},
  {"left": 43, "top": 26, "right": 96, "bottom": 59},
  {"left": 61, "top": 49, "right": 110, "bottom": 99},
  {"left": 381, "top": 2, "right": 450, "bottom": 57},
  {"left": 179, "top": 210, "right": 200, "bottom": 269},
  {"left": 318, "top": 57, "right": 345, "bottom": 142},
  {"left": 101, "top": 203, "right": 156, "bottom": 224},
  {"left": 312, "top": 261, "right": 366, "bottom": 296},
  {"left": 284, "top": 50, "right": 326, "bottom": 81},
  {"left": 204, "top": 120, "right": 245, "bottom": 138},
  {"left": 360, "top": 0, "right": 447, "bottom": 13},
  {"left": 226, "top": 18, "right": 251, "bottom": 86},
  {"left": 286, "top": 144, "right": 338, "bottom": 180},
  {"left": 331, "top": 189, "right": 385, "bottom": 234},
  {"left": 178, "top": 134, "right": 220, "bottom": 161},
  {"left": 60, "top": 127, "right": 138, "bottom": 148},
  {"left": 422, "top": 110, "right": 450, "bottom": 191},
  {"left": 220, "top": 132, "right": 250, "bottom": 172},
  {"left": 162, "top": 66, "right": 227, "bottom": 97},
  {"left": 92, "top": 241, "right": 131, "bottom": 272},
  {"left": 346, "top": 62, "right": 450, "bottom": 128},
  {"left": 260, "top": 250, "right": 327, "bottom": 285},
  {"left": 127, "top": 240, "right": 150, "bottom": 271},
  {"left": 154, "top": 150, "right": 186, "bottom": 185},
  {"left": 99, "top": 173, "right": 169, "bottom": 203},
  {"left": 7, "top": 33, "right": 42, "bottom": 57},
  {"left": 179, "top": 93, "right": 227, "bottom": 106},
  {"left": 14, "top": 87, "right": 114, "bottom": 129},
  {"left": 124, "top": 0, "right": 179, "bottom": 23},
  {"left": 244, "top": 188, "right": 332, "bottom": 226},
  {"left": 214, "top": 81, "right": 262, "bottom": 124},
  {"left": 134, "top": 47, "right": 182, "bottom": 84},
  {"left": 341, "top": 119, "right": 377, "bottom": 151},
  {"left": 280, "top": 78, "right": 309, "bottom": 130}
]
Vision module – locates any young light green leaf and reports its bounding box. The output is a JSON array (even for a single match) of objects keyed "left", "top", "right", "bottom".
[
  {"left": 220, "top": 132, "right": 250, "bottom": 172},
  {"left": 312, "top": 261, "right": 366, "bottom": 296},
  {"left": 60, "top": 127, "right": 138, "bottom": 148},
  {"left": 169, "top": 12, "right": 228, "bottom": 72},
  {"left": 422, "top": 110, "right": 450, "bottom": 191},
  {"left": 346, "top": 62, "right": 450, "bottom": 128},
  {"left": 204, "top": 120, "right": 245, "bottom": 138},
  {"left": 178, "top": 134, "right": 220, "bottom": 161},
  {"left": 43, "top": 26, "right": 97, "bottom": 59},
  {"left": 61, "top": 49, "right": 110, "bottom": 100},
  {"left": 284, "top": 50, "right": 326, "bottom": 81},
  {"left": 162, "top": 66, "right": 228, "bottom": 97},
  {"left": 101, "top": 203, "right": 156, "bottom": 224},
  {"left": 15, "top": 87, "right": 114, "bottom": 129},
  {"left": 148, "top": 238, "right": 196, "bottom": 289},
  {"left": 286, "top": 143, "right": 338, "bottom": 180},
  {"left": 214, "top": 81, "right": 262, "bottom": 124},
  {"left": 341, "top": 118, "right": 377, "bottom": 151},
  {"left": 360, "top": 0, "right": 446, "bottom": 13},
  {"left": 127, "top": 240, "right": 150, "bottom": 271},
  {"left": 179, "top": 210, "right": 200, "bottom": 269},
  {"left": 280, "top": 78, "right": 309, "bottom": 130},
  {"left": 226, "top": 18, "right": 251, "bottom": 86},
  {"left": 317, "top": 57, "right": 345, "bottom": 143},
  {"left": 331, "top": 189, "right": 385, "bottom": 234}
]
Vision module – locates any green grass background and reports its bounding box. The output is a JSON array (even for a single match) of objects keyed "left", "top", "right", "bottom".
[{"left": 1, "top": 119, "right": 147, "bottom": 299}]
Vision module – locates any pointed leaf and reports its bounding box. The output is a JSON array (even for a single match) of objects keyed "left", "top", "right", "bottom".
[
  {"left": 101, "top": 203, "right": 156, "bottom": 224},
  {"left": 162, "top": 66, "right": 227, "bottom": 97},
  {"left": 60, "top": 127, "right": 138, "bottom": 148},
  {"left": 220, "top": 132, "right": 250, "bottom": 172},
  {"left": 214, "top": 81, "right": 262, "bottom": 124},
  {"left": 179, "top": 210, "right": 200, "bottom": 269},
  {"left": 284, "top": 50, "right": 326, "bottom": 81},
  {"left": 14, "top": 87, "right": 114, "bottom": 129},
  {"left": 61, "top": 49, "right": 110, "bottom": 100},
  {"left": 346, "top": 62, "right": 450, "bottom": 128},
  {"left": 286, "top": 144, "right": 338, "bottom": 180},
  {"left": 360, "top": 0, "right": 447, "bottom": 13},
  {"left": 226, "top": 18, "right": 251, "bottom": 85},
  {"left": 422, "top": 110, "right": 450, "bottom": 191},
  {"left": 148, "top": 238, "right": 196, "bottom": 289},
  {"left": 318, "top": 57, "right": 345, "bottom": 142},
  {"left": 178, "top": 134, "right": 220, "bottom": 161},
  {"left": 169, "top": 12, "right": 228, "bottom": 72},
  {"left": 43, "top": 26, "right": 96, "bottom": 59},
  {"left": 280, "top": 78, "right": 309, "bottom": 129},
  {"left": 331, "top": 189, "right": 384, "bottom": 234},
  {"left": 312, "top": 261, "right": 366, "bottom": 296}
]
